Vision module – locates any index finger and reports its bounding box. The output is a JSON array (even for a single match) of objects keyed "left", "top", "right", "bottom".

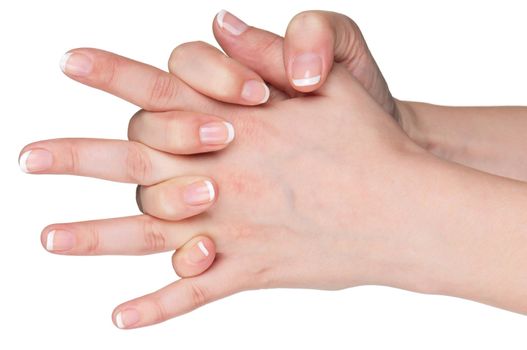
[{"left": 60, "top": 48, "right": 218, "bottom": 112}]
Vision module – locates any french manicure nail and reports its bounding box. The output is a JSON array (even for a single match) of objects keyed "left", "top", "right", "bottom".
[
  {"left": 241, "top": 80, "right": 270, "bottom": 104},
  {"left": 291, "top": 53, "right": 322, "bottom": 87},
  {"left": 115, "top": 309, "right": 140, "bottom": 329},
  {"left": 216, "top": 9, "right": 248, "bottom": 36},
  {"left": 188, "top": 240, "right": 210, "bottom": 263},
  {"left": 183, "top": 180, "right": 215, "bottom": 206},
  {"left": 60, "top": 52, "right": 93, "bottom": 76},
  {"left": 199, "top": 122, "right": 235, "bottom": 145},
  {"left": 19, "top": 149, "right": 53, "bottom": 173},
  {"left": 46, "top": 230, "right": 75, "bottom": 251}
]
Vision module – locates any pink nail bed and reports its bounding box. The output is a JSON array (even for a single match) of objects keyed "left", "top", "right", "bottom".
[
  {"left": 60, "top": 52, "right": 93, "bottom": 76},
  {"left": 241, "top": 80, "right": 270, "bottom": 104},
  {"left": 199, "top": 122, "right": 235, "bottom": 145},
  {"left": 216, "top": 9, "right": 248, "bottom": 35},
  {"left": 115, "top": 309, "right": 140, "bottom": 329},
  {"left": 46, "top": 229, "right": 75, "bottom": 251},
  {"left": 291, "top": 53, "right": 322, "bottom": 87},
  {"left": 183, "top": 180, "right": 216, "bottom": 206},
  {"left": 188, "top": 240, "right": 210, "bottom": 263},
  {"left": 19, "top": 149, "right": 53, "bottom": 173}
]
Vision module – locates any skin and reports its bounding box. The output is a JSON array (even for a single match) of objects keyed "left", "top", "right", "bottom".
[
  {"left": 19, "top": 10, "right": 527, "bottom": 328},
  {"left": 212, "top": 10, "right": 527, "bottom": 182}
]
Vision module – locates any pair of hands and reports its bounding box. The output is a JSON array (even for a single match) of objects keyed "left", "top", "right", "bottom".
[{"left": 20, "top": 10, "right": 511, "bottom": 328}]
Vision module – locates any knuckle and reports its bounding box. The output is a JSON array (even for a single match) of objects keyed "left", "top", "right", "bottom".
[
  {"left": 154, "top": 187, "right": 173, "bottom": 218},
  {"left": 127, "top": 109, "right": 145, "bottom": 141},
  {"left": 169, "top": 41, "right": 208, "bottom": 68},
  {"left": 249, "top": 263, "right": 274, "bottom": 289},
  {"left": 187, "top": 282, "right": 208, "bottom": 309},
  {"left": 84, "top": 223, "right": 101, "bottom": 255},
  {"left": 98, "top": 55, "right": 119, "bottom": 89},
  {"left": 164, "top": 117, "right": 185, "bottom": 152},
  {"left": 150, "top": 296, "right": 170, "bottom": 324},
  {"left": 64, "top": 141, "right": 81, "bottom": 174},
  {"left": 231, "top": 115, "right": 273, "bottom": 148},
  {"left": 141, "top": 216, "right": 167, "bottom": 252},
  {"left": 125, "top": 142, "right": 153, "bottom": 184},
  {"left": 146, "top": 73, "right": 178, "bottom": 111},
  {"left": 255, "top": 35, "right": 282, "bottom": 63}
]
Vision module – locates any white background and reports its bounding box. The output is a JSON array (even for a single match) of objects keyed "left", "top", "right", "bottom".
[{"left": 2, "top": 0, "right": 527, "bottom": 348}]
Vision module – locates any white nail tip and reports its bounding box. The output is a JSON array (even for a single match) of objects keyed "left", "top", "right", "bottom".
[
  {"left": 260, "top": 84, "right": 270, "bottom": 104},
  {"left": 59, "top": 52, "right": 72, "bottom": 73},
  {"left": 46, "top": 230, "right": 55, "bottom": 251},
  {"left": 197, "top": 241, "right": 209, "bottom": 257},
  {"left": 116, "top": 312, "right": 125, "bottom": 329},
  {"left": 204, "top": 180, "right": 215, "bottom": 202},
  {"left": 216, "top": 9, "right": 227, "bottom": 29},
  {"left": 19, "top": 150, "right": 31, "bottom": 173},
  {"left": 292, "top": 75, "right": 321, "bottom": 87},
  {"left": 215, "top": 9, "right": 246, "bottom": 35},
  {"left": 224, "top": 122, "right": 235, "bottom": 143}
]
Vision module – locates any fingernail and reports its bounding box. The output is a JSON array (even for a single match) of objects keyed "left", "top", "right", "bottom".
[
  {"left": 199, "top": 122, "right": 235, "bottom": 145},
  {"left": 115, "top": 309, "right": 140, "bottom": 329},
  {"left": 188, "top": 240, "right": 210, "bottom": 263},
  {"left": 183, "top": 180, "right": 215, "bottom": 206},
  {"left": 216, "top": 9, "right": 248, "bottom": 35},
  {"left": 19, "top": 149, "right": 53, "bottom": 173},
  {"left": 60, "top": 51, "right": 93, "bottom": 76},
  {"left": 241, "top": 80, "right": 270, "bottom": 104},
  {"left": 291, "top": 53, "right": 322, "bottom": 87},
  {"left": 45, "top": 229, "right": 75, "bottom": 251}
]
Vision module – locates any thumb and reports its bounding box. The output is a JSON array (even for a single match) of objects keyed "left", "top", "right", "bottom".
[
  {"left": 213, "top": 10, "right": 395, "bottom": 114},
  {"left": 284, "top": 11, "right": 395, "bottom": 117}
]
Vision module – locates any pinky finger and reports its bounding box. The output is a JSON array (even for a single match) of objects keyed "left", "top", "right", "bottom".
[{"left": 112, "top": 261, "right": 239, "bottom": 329}]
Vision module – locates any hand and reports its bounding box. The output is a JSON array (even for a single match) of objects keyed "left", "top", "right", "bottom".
[
  {"left": 22, "top": 11, "right": 527, "bottom": 329},
  {"left": 17, "top": 11, "right": 437, "bottom": 327},
  {"left": 115, "top": 44, "right": 442, "bottom": 328},
  {"left": 18, "top": 46, "right": 273, "bottom": 279},
  {"left": 215, "top": 9, "right": 527, "bottom": 182},
  {"left": 125, "top": 41, "right": 527, "bottom": 324}
]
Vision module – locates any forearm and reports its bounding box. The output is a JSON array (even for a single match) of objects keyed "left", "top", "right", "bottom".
[
  {"left": 406, "top": 154, "right": 527, "bottom": 314},
  {"left": 396, "top": 100, "right": 527, "bottom": 181}
]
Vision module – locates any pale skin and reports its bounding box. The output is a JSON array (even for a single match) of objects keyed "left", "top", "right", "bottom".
[{"left": 19, "top": 10, "right": 527, "bottom": 328}]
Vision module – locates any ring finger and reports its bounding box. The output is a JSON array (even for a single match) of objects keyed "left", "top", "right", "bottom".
[{"left": 19, "top": 138, "right": 208, "bottom": 185}]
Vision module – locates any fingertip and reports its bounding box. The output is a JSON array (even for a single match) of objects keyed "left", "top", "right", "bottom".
[
  {"left": 241, "top": 79, "right": 270, "bottom": 105},
  {"left": 39, "top": 225, "right": 76, "bottom": 253},
  {"left": 172, "top": 235, "right": 216, "bottom": 278},
  {"left": 58, "top": 49, "right": 93, "bottom": 77},
  {"left": 214, "top": 9, "right": 248, "bottom": 37},
  {"left": 284, "top": 11, "right": 336, "bottom": 93},
  {"left": 40, "top": 226, "right": 52, "bottom": 251},
  {"left": 113, "top": 307, "right": 140, "bottom": 329}
]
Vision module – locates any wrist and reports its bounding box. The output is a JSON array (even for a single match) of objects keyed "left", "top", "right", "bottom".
[
  {"left": 394, "top": 99, "right": 457, "bottom": 161},
  {"left": 375, "top": 153, "right": 527, "bottom": 312}
]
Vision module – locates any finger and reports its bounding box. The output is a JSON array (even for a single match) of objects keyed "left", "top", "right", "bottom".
[
  {"left": 284, "top": 10, "right": 377, "bottom": 93},
  {"left": 60, "top": 48, "right": 219, "bottom": 112},
  {"left": 138, "top": 177, "right": 217, "bottom": 221},
  {"left": 128, "top": 110, "right": 235, "bottom": 155},
  {"left": 40, "top": 215, "right": 212, "bottom": 256},
  {"left": 171, "top": 235, "right": 215, "bottom": 278},
  {"left": 112, "top": 260, "right": 240, "bottom": 329},
  {"left": 18, "top": 138, "right": 205, "bottom": 185},
  {"left": 212, "top": 10, "right": 378, "bottom": 94},
  {"left": 169, "top": 41, "right": 273, "bottom": 105},
  {"left": 213, "top": 10, "right": 294, "bottom": 96}
]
